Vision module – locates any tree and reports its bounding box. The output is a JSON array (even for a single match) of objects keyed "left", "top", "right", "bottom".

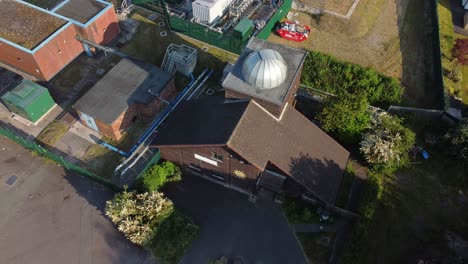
[
  {"left": 138, "top": 161, "right": 182, "bottom": 192},
  {"left": 360, "top": 112, "right": 415, "bottom": 172},
  {"left": 318, "top": 93, "right": 371, "bottom": 144},
  {"left": 444, "top": 118, "right": 468, "bottom": 169},
  {"left": 105, "top": 188, "right": 174, "bottom": 245}
]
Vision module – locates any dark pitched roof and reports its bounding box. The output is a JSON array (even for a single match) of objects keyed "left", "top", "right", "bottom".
[
  {"left": 228, "top": 101, "right": 349, "bottom": 204},
  {"left": 73, "top": 58, "right": 172, "bottom": 124},
  {"left": 153, "top": 98, "right": 249, "bottom": 146},
  {"left": 152, "top": 99, "right": 349, "bottom": 204}
]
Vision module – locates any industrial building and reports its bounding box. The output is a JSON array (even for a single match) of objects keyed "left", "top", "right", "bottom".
[
  {"left": 1, "top": 80, "right": 56, "bottom": 123},
  {"left": 152, "top": 97, "right": 349, "bottom": 205},
  {"left": 73, "top": 59, "right": 175, "bottom": 140},
  {"left": 0, "top": 0, "right": 120, "bottom": 81},
  {"left": 192, "top": 0, "right": 236, "bottom": 24},
  {"left": 151, "top": 38, "right": 349, "bottom": 205}
]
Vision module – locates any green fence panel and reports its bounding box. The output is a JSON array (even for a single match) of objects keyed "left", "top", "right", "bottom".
[
  {"left": 257, "top": 0, "right": 292, "bottom": 40},
  {"left": 0, "top": 127, "right": 121, "bottom": 192}
]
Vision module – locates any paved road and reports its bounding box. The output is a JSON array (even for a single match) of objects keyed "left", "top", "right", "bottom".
[
  {"left": 0, "top": 136, "right": 154, "bottom": 264},
  {"left": 163, "top": 175, "right": 309, "bottom": 264}
]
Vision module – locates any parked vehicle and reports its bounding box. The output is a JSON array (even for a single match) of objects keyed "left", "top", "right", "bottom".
[{"left": 276, "top": 20, "right": 311, "bottom": 42}]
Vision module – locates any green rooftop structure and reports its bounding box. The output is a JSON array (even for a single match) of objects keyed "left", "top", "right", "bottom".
[
  {"left": 233, "top": 18, "right": 254, "bottom": 41},
  {"left": 1, "top": 80, "right": 56, "bottom": 123}
]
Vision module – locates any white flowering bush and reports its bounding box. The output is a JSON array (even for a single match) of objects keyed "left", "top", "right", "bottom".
[
  {"left": 105, "top": 188, "right": 174, "bottom": 245},
  {"left": 360, "top": 112, "right": 415, "bottom": 172}
]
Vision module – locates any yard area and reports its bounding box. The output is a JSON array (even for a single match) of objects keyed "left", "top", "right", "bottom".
[
  {"left": 269, "top": 0, "right": 440, "bottom": 108},
  {"left": 119, "top": 9, "right": 238, "bottom": 83}
]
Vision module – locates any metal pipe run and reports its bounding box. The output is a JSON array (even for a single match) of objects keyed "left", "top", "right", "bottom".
[{"left": 114, "top": 69, "right": 209, "bottom": 174}]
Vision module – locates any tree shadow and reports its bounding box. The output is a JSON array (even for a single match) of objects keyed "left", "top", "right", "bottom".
[
  {"left": 288, "top": 152, "right": 346, "bottom": 207},
  {"left": 0, "top": 121, "right": 154, "bottom": 263}
]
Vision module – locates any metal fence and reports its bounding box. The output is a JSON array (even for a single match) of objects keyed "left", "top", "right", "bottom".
[{"left": 0, "top": 125, "right": 121, "bottom": 192}]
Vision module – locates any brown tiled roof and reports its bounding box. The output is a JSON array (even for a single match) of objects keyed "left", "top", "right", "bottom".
[
  {"left": 153, "top": 99, "right": 349, "bottom": 204},
  {"left": 228, "top": 101, "right": 349, "bottom": 204}
]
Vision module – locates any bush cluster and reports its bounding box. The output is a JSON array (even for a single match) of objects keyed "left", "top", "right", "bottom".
[
  {"left": 301, "top": 52, "right": 404, "bottom": 107},
  {"left": 138, "top": 161, "right": 182, "bottom": 192}
]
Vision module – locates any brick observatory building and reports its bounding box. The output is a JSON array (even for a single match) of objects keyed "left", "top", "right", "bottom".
[
  {"left": 152, "top": 38, "right": 350, "bottom": 206},
  {"left": 73, "top": 59, "right": 176, "bottom": 140},
  {"left": 0, "top": 0, "right": 120, "bottom": 81}
]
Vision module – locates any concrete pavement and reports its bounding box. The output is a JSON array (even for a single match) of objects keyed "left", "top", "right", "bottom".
[{"left": 0, "top": 136, "right": 154, "bottom": 264}]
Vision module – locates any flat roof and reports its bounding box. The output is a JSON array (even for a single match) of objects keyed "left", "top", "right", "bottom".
[
  {"left": 55, "top": 0, "right": 107, "bottom": 24},
  {"left": 74, "top": 59, "right": 172, "bottom": 124},
  {"left": 1, "top": 80, "right": 48, "bottom": 108},
  {"left": 222, "top": 38, "right": 307, "bottom": 105},
  {"left": 0, "top": 1, "right": 67, "bottom": 49},
  {"left": 23, "top": 0, "right": 65, "bottom": 9}
]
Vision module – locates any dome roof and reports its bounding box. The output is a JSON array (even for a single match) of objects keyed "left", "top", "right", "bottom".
[{"left": 241, "top": 49, "right": 287, "bottom": 89}]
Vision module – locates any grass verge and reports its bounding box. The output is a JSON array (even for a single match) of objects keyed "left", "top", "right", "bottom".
[
  {"left": 36, "top": 120, "right": 69, "bottom": 146},
  {"left": 298, "top": 232, "right": 335, "bottom": 264}
]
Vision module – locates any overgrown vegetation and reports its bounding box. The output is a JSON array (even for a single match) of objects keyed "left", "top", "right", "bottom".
[
  {"left": 36, "top": 120, "right": 69, "bottom": 146},
  {"left": 441, "top": 119, "right": 468, "bottom": 186},
  {"left": 453, "top": 39, "right": 468, "bottom": 65},
  {"left": 282, "top": 198, "right": 333, "bottom": 225},
  {"left": 137, "top": 161, "right": 182, "bottom": 192},
  {"left": 318, "top": 93, "right": 370, "bottom": 145},
  {"left": 437, "top": 0, "right": 468, "bottom": 102},
  {"left": 360, "top": 112, "right": 416, "bottom": 173},
  {"left": 148, "top": 210, "right": 199, "bottom": 264},
  {"left": 106, "top": 162, "right": 196, "bottom": 263},
  {"left": 339, "top": 171, "right": 384, "bottom": 263},
  {"left": 301, "top": 52, "right": 404, "bottom": 107},
  {"left": 106, "top": 189, "right": 174, "bottom": 245}
]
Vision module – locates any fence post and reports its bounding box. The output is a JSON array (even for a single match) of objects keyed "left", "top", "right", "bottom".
[{"left": 60, "top": 156, "right": 69, "bottom": 170}]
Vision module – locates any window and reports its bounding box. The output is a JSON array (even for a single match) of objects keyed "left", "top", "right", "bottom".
[
  {"left": 211, "top": 152, "right": 223, "bottom": 162},
  {"left": 189, "top": 162, "right": 201, "bottom": 172}
]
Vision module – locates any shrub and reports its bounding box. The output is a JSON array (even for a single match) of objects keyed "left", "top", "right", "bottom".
[
  {"left": 138, "top": 161, "right": 182, "bottom": 192},
  {"left": 149, "top": 211, "right": 199, "bottom": 264},
  {"left": 444, "top": 119, "right": 468, "bottom": 172},
  {"left": 339, "top": 172, "right": 384, "bottom": 263},
  {"left": 360, "top": 112, "right": 415, "bottom": 173},
  {"left": 105, "top": 188, "right": 174, "bottom": 245},
  {"left": 300, "top": 52, "right": 404, "bottom": 107},
  {"left": 318, "top": 93, "right": 371, "bottom": 145},
  {"left": 453, "top": 39, "right": 468, "bottom": 65}
]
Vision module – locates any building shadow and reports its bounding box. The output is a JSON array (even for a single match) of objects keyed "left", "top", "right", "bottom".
[
  {"left": 396, "top": 0, "right": 444, "bottom": 109},
  {"left": 0, "top": 120, "right": 154, "bottom": 264}
]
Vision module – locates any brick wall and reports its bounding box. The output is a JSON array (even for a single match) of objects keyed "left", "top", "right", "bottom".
[
  {"left": 82, "top": 6, "right": 120, "bottom": 45},
  {"left": 34, "top": 24, "right": 84, "bottom": 81},
  {"left": 0, "top": 41, "right": 41, "bottom": 80},
  {"left": 137, "top": 78, "right": 177, "bottom": 120},
  {"left": 158, "top": 145, "right": 262, "bottom": 193}
]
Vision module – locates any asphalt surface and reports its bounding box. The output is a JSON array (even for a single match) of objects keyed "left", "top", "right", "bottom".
[
  {"left": 0, "top": 136, "right": 154, "bottom": 264},
  {"left": 163, "top": 175, "right": 309, "bottom": 264}
]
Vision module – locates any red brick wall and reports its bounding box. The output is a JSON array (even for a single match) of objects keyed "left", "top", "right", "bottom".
[
  {"left": 158, "top": 145, "right": 262, "bottom": 193},
  {"left": 0, "top": 41, "right": 41, "bottom": 79},
  {"left": 137, "top": 78, "right": 176, "bottom": 120},
  {"left": 83, "top": 6, "right": 120, "bottom": 45},
  {"left": 33, "top": 24, "right": 84, "bottom": 81}
]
